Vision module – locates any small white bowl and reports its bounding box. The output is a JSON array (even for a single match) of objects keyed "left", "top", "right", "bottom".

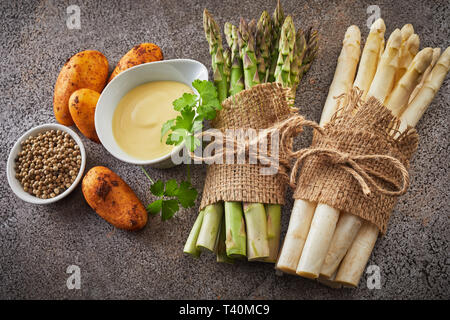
[
  {"left": 95, "top": 59, "right": 208, "bottom": 168},
  {"left": 7, "top": 123, "right": 86, "bottom": 205}
]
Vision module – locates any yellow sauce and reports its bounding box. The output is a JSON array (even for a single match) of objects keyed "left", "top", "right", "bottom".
[{"left": 112, "top": 81, "right": 193, "bottom": 160}]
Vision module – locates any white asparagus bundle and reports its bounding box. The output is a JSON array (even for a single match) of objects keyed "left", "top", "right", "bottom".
[
  {"left": 320, "top": 40, "right": 433, "bottom": 281},
  {"left": 277, "top": 15, "right": 449, "bottom": 287},
  {"left": 316, "top": 28, "right": 429, "bottom": 280},
  {"left": 276, "top": 25, "right": 361, "bottom": 275},
  {"left": 296, "top": 23, "right": 404, "bottom": 280},
  {"left": 336, "top": 47, "right": 450, "bottom": 286}
]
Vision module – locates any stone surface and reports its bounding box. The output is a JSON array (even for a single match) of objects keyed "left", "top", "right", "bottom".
[{"left": 0, "top": 0, "right": 448, "bottom": 299}]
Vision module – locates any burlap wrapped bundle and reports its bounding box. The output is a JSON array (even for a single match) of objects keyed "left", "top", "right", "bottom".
[
  {"left": 199, "top": 83, "right": 297, "bottom": 210},
  {"left": 292, "top": 89, "right": 419, "bottom": 233}
]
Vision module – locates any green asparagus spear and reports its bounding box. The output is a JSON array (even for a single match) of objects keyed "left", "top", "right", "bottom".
[
  {"left": 183, "top": 210, "right": 205, "bottom": 258},
  {"left": 263, "top": 204, "right": 282, "bottom": 262},
  {"left": 223, "top": 47, "right": 232, "bottom": 86},
  {"left": 244, "top": 203, "right": 270, "bottom": 260},
  {"left": 274, "top": 15, "right": 296, "bottom": 87},
  {"left": 196, "top": 203, "right": 224, "bottom": 252},
  {"left": 298, "top": 28, "right": 319, "bottom": 83},
  {"left": 238, "top": 18, "right": 260, "bottom": 89},
  {"left": 216, "top": 215, "right": 235, "bottom": 263},
  {"left": 203, "top": 9, "right": 228, "bottom": 102},
  {"left": 225, "top": 22, "right": 245, "bottom": 96},
  {"left": 256, "top": 11, "right": 272, "bottom": 82},
  {"left": 224, "top": 202, "right": 247, "bottom": 257},
  {"left": 290, "top": 29, "right": 307, "bottom": 91},
  {"left": 268, "top": 0, "right": 285, "bottom": 82}
]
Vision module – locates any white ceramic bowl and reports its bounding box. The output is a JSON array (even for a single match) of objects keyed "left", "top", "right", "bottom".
[
  {"left": 95, "top": 59, "right": 209, "bottom": 168},
  {"left": 7, "top": 123, "right": 87, "bottom": 205}
]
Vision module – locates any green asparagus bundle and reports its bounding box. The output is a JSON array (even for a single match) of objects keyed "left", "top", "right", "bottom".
[{"left": 184, "top": 1, "right": 319, "bottom": 264}]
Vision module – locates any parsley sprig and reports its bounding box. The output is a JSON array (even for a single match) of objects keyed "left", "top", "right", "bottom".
[
  {"left": 142, "top": 167, "right": 198, "bottom": 221},
  {"left": 161, "top": 79, "right": 221, "bottom": 152},
  {"left": 144, "top": 80, "right": 220, "bottom": 221}
]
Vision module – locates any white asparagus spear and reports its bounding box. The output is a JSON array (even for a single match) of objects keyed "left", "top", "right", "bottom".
[
  {"left": 353, "top": 18, "right": 386, "bottom": 100},
  {"left": 395, "top": 33, "right": 420, "bottom": 85},
  {"left": 296, "top": 204, "right": 340, "bottom": 278},
  {"left": 408, "top": 47, "right": 442, "bottom": 104},
  {"left": 320, "top": 25, "right": 361, "bottom": 125},
  {"left": 334, "top": 221, "right": 379, "bottom": 286},
  {"left": 336, "top": 47, "right": 450, "bottom": 287},
  {"left": 319, "top": 212, "right": 363, "bottom": 278},
  {"left": 392, "top": 24, "right": 415, "bottom": 86},
  {"left": 367, "top": 28, "right": 403, "bottom": 103},
  {"left": 385, "top": 47, "right": 433, "bottom": 115},
  {"left": 276, "top": 200, "right": 316, "bottom": 274},
  {"left": 400, "top": 46, "right": 450, "bottom": 129},
  {"left": 296, "top": 29, "right": 403, "bottom": 280},
  {"left": 276, "top": 26, "right": 361, "bottom": 275},
  {"left": 400, "top": 24, "right": 414, "bottom": 43}
]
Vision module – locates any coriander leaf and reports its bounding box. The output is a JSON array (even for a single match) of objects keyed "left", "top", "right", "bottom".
[
  {"left": 169, "top": 128, "right": 189, "bottom": 145},
  {"left": 176, "top": 181, "right": 198, "bottom": 208},
  {"left": 164, "top": 179, "right": 179, "bottom": 197},
  {"left": 176, "top": 108, "right": 196, "bottom": 130},
  {"left": 161, "top": 199, "right": 179, "bottom": 221},
  {"left": 185, "top": 135, "right": 201, "bottom": 152},
  {"left": 192, "top": 80, "right": 221, "bottom": 110},
  {"left": 173, "top": 93, "right": 197, "bottom": 111},
  {"left": 150, "top": 180, "right": 164, "bottom": 197},
  {"left": 146, "top": 199, "right": 162, "bottom": 215},
  {"left": 161, "top": 119, "right": 176, "bottom": 142},
  {"left": 197, "top": 104, "right": 217, "bottom": 120}
]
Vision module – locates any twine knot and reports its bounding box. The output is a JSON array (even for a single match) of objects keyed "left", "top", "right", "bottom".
[{"left": 289, "top": 146, "right": 410, "bottom": 197}]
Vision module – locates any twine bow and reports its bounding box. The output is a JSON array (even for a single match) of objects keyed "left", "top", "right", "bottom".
[{"left": 289, "top": 147, "right": 410, "bottom": 196}]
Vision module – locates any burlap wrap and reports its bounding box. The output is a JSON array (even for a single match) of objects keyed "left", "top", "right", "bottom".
[
  {"left": 293, "top": 90, "right": 419, "bottom": 233},
  {"left": 199, "top": 83, "right": 296, "bottom": 210}
]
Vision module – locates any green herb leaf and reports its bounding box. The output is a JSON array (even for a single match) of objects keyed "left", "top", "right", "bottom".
[
  {"left": 185, "top": 135, "right": 202, "bottom": 152},
  {"left": 146, "top": 199, "right": 162, "bottom": 215},
  {"left": 161, "top": 119, "right": 176, "bottom": 142},
  {"left": 161, "top": 199, "right": 179, "bottom": 221},
  {"left": 150, "top": 180, "right": 164, "bottom": 197},
  {"left": 164, "top": 179, "right": 179, "bottom": 197},
  {"left": 173, "top": 93, "right": 197, "bottom": 111},
  {"left": 192, "top": 80, "right": 221, "bottom": 110},
  {"left": 176, "top": 181, "right": 198, "bottom": 208}
]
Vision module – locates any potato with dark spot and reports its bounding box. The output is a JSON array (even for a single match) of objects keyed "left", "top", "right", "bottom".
[
  {"left": 54, "top": 50, "right": 108, "bottom": 126},
  {"left": 82, "top": 166, "right": 148, "bottom": 230},
  {"left": 69, "top": 88, "right": 100, "bottom": 143},
  {"left": 108, "top": 43, "right": 163, "bottom": 82}
]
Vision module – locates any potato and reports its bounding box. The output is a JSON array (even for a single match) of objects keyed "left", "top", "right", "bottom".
[
  {"left": 82, "top": 166, "right": 148, "bottom": 230},
  {"left": 108, "top": 43, "right": 163, "bottom": 82},
  {"left": 69, "top": 88, "right": 100, "bottom": 143},
  {"left": 54, "top": 50, "right": 108, "bottom": 126}
]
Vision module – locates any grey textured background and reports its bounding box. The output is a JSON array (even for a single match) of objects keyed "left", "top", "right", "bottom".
[{"left": 0, "top": 0, "right": 449, "bottom": 300}]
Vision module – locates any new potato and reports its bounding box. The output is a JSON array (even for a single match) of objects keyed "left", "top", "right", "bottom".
[
  {"left": 82, "top": 166, "right": 148, "bottom": 230},
  {"left": 108, "top": 43, "right": 163, "bottom": 82},
  {"left": 69, "top": 88, "right": 100, "bottom": 143},
  {"left": 54, "top": 50, "right": 108, "bottom": 126}
]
